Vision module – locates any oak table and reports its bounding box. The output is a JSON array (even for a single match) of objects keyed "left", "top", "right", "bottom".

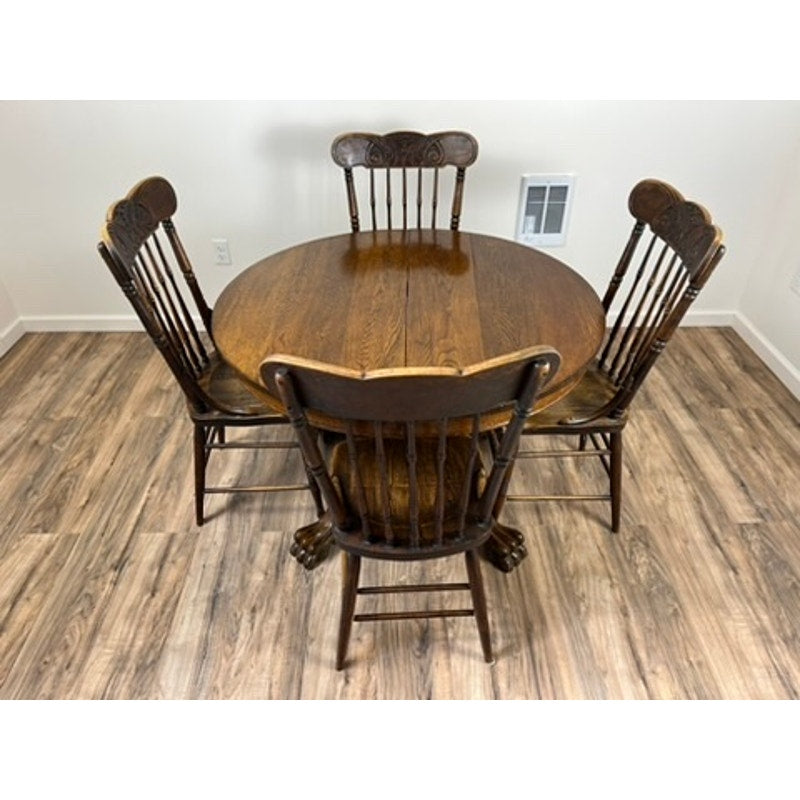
[{"left": 213, "top": 229, "right": 605, "bottom": 572}]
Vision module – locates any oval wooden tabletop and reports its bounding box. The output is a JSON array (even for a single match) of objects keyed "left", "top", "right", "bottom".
[{"left": 213, "top": 229, "right": 605, "bottom": 413}]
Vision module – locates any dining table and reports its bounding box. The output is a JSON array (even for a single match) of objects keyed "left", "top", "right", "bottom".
[{"left": 212, "top": 228, "right": 605, "bottom": 572}]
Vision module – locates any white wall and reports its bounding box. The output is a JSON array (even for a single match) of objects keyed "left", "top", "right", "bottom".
[
  {"left": 736, "top": 134, "right": 800, "bottom": 388},
  {"left": 1, "top": 100, "right": 798, "bottom": 389}
]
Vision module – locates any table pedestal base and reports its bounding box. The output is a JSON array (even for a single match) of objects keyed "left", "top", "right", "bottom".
[{"left": 289, "top": 514, "right": 527, "bottom": 573}]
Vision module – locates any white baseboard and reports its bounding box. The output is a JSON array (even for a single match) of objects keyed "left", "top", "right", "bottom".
[
  {"left": 13, "top": 311, "right": 738, "bottom": 336},
  {"left": 607, "top": 309, "right": 737, "bottom": 327},
  {"left": 6, "top": 310, "right": 798, "bottom": 400},
  {"left": 680, "top": 309, "right": 738, "bottom": 327},
  {"left": 0, "top": 318, "right": 27, "bottom": 359},
  {"left": 19, "top": 314, "right": 142, "bottom": 332},
  {"left": 730, "top": 312, "right": 800, "bottom": 400}
]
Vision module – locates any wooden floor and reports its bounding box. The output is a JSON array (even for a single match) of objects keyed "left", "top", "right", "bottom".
[{"left": 0, "top": 328, "right": 798, "bottom": 699}]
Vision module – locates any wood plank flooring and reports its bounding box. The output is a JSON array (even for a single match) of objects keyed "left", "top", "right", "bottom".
[{"left": 0, "top": 328, "right": 798, "bottom": 699}]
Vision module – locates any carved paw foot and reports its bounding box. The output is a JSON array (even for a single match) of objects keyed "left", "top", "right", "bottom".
[
  {"left": 480, "top": 521, "right": 528, "bottom": 573},
  {"left": 290, "top": 512, "right": 334, "bottom": 570}
]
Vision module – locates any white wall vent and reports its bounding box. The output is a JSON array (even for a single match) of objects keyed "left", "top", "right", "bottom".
[{"left": 515, "top": 174, "right": 575, "bottom": 247}]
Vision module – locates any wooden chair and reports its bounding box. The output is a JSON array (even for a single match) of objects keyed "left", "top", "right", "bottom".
[
  {"left": 506, "top": 179, "right": 726, "bottom": 531},
  {"left": 331, "top": 130, "right": 479, "bottom": 232},
  {"left": 98, "top": 176, "right": 324, "bottom": 526},
  {"left": 261, "top": 346, "right": 560, "bottom": 670}
]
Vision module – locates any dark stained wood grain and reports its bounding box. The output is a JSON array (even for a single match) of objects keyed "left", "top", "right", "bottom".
[
  {"left": 215, "top": 233, "right": 408, "bottom": 378},
  {"left": 467, "top": 233, "right": 607, "bottom": 401},
  {"left": 213, "top": 229, "right": 605, "bottom": 415}
]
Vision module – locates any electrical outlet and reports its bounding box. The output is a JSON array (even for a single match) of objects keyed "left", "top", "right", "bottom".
[
  {"left": 791, "top": 266, "right": 800, "bottom": 297},
  {"left": 212, "top": 238, "right": 232, "bottom": 266}
]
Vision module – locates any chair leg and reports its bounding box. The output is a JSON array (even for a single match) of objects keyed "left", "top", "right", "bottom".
[
  {"left": 465, "top": 549, "right": 493, "bottom": 663},
  {"left": 610, "top": 431, "right": 622, "bottom": 533},
  {"left": 193, "top": 424, "right": 207, "bottom": 526},
  {"left": 336, "top": 552, "right": 361, "bottom": 670}
]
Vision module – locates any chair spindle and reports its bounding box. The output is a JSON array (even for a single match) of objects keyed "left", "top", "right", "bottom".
[
  {"left": 345, "top": 421, "right": 372, "bottom": 539},
  {"left": 431, "top": 168, "right": 439, "bottom": 229},
  {"left": 406, "top": 421, "right": 420, "bottom": 548},
  {"left": 373, "top": 421, "right": 394, "bottom": 545},
  {"left": 457, "top": 415, "right": 482, "bottom": 537},
  {"left": 435, "top": 419, "right": 448, "bottom": 547},
  {"left": 416, "top": 167, "right": 423, "bottom": 229}
]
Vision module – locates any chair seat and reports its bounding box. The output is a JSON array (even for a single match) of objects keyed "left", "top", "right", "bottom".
[
  {"left": 197, "top": 353, "right": 286, "bottom": 419},
  {"left": 524, "top": 361, "right": 625, "bottom": 433}
]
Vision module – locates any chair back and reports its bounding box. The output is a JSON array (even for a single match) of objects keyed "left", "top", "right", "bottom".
[
  {"left": 598, "top": 179, "right": 725, "bottom": 415},
  {"left": 98, "top": 176, "right": 216, "bottom": 411},
  {"left": 261, "top": 347, "right": 560, "bottom": 558},
  {"left": 331, "top": 130, "right": 479, "bottom": 232}
]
